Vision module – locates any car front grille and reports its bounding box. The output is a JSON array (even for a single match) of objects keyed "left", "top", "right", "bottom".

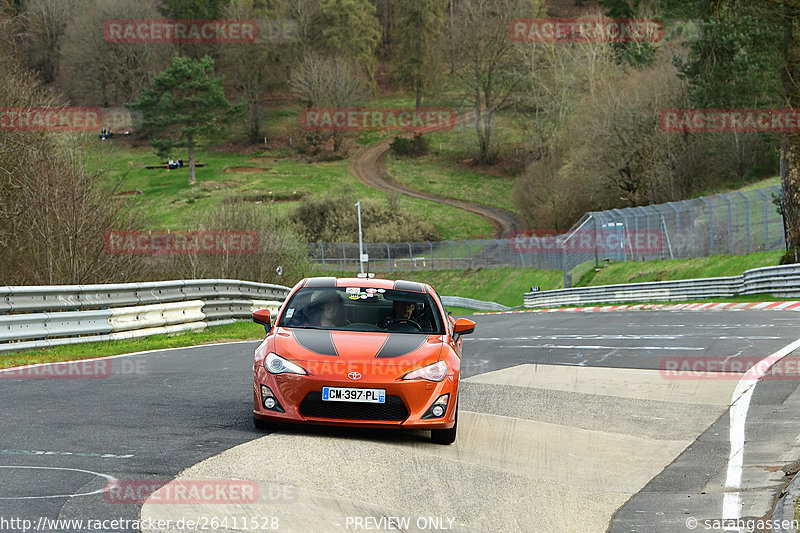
[{"left": 298, "top": 392, "right": 409, "bottom": 421}]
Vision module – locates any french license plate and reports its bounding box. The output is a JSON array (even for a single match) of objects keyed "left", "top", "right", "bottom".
[{"left": 322, "top": 387, "right": 385, "bottom": 403}]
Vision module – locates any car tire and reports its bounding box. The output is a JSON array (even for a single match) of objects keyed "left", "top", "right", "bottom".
[
  {"left": 430, "top": 405, "right": 457, "bottom": 445},
  {"left": 253, "top": 415, "right": 272, "bottom": 431}
]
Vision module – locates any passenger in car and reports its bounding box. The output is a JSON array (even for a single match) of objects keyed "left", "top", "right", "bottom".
[{"left": 309, "top": 292, "right": 349, "bottom": 328}]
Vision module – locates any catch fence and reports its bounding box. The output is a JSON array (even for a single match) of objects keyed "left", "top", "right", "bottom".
[{"left": 308, "top": 185, "right": 787, "bottom": 280}]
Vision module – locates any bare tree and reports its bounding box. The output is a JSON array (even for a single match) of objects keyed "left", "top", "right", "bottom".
[
  {"left": 58, "top": 0, "right": 173, "bottom": 106},
  {"left": 289, "top": 53, "right": 371, "bottom": 151},
  {"left": 167, "top": 199, "right": 310, "bottom": 285},
  {"left": 513, "top": 13, "right": 622, "bottom": 154},
  {"left": 20, "top": 0, "right": 77, "bottom": 82},
  {"left": 0, "top": 23, "right": 146, "bottom": 285},
  {"left": 448, "top": 0, "right": 546, "bottom": 164},
  {"left": 219, "top": 0, "right": 287, "bottom": 143}
]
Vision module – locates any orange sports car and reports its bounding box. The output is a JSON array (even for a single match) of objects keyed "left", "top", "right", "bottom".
[{"left": 252, "top": 277, "right": 475, "bottom": 444}]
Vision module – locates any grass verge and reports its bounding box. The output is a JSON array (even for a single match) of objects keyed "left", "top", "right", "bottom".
[
  {"left": 578, "top": 251, "right": 784, "bottom": 286},
  {"left": 1, "top": 321, "right": 265, "bottom": 368}
]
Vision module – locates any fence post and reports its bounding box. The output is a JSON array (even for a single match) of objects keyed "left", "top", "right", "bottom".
[
  {"left": 386, "top": 243, "right": 392, "bottom": 272},
  {"left": 497, "top": 239, "right": 504, "bottom": 267},
  {"left": 320, "top": 243, "right": 326, "bottom": 270},
  {"left": 755, "top": 188, "right": 769, "bottom": 249},
  {"left": 735, "top": 191, "right": 750, "bottom": 254},
  {"left": 667, "top": 202, "right": 681, "bottom": 257},
  {"left": 593, "top": 215, "right": 599, "bottom": 267},
  {"left": 428, "top": 241, "right": 434, "bottom": 270},
  {"left": 467, "top": 241, "right": 472, "bottom": 269},
  {"left": 770, "top": 185, "right": 784, "bottom": 247},
  {"left": 699, "top": 197, "right": 713, "bottom": 254},
  {"left": 719, "top": 194, "right": 734, "bottom": 255},
  {"left": 341, "top": 243, "right": 346, "bottom": 270},
  {"left": 407, "top": 242, "right": 414, "bottom": 270},
  {"left": 448, "top": 241, "right": 454, "bottom": 269}
]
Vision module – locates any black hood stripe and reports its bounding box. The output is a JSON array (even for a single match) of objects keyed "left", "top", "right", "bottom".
[
  {"left": 376, "top": 334, "right": 427, "bottom": 359},
  {"left": 294, "top": 329, "right": 338, "bottom": 356}
]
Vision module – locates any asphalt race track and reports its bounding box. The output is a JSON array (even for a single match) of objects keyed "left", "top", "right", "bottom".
[{"left": 2, "top": 310, "right": 800, "bottom": 532}]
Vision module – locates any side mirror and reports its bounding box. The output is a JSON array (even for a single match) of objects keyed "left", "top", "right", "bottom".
[
  {"left": 252, "top": 309, "right": 271, "bottom": 330},
  {"left": 453, "top": 318, "right": 475, "bottom": 336}
]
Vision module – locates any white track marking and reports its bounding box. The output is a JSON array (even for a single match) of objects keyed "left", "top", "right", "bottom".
[
  {"left": 0, "top": 465, "right": 116, "bottom": 499},
  {"left": 498, "top": 344, "right": 704, "bottom": 351},
  {"left": 721, "top": 338, "right": 800, "bottom": 530},
  {"left": 0, "top": 340, "right": 257, "bottom": 374},
  {"left": 468, "top": 335, "right": 780, "bottom": 341}
]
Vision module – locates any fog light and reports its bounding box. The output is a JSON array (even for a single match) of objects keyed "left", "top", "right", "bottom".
[
  {"left": 422, "top": 393, "right": 450, "bottom": 419},
  {"left": 260, "top": 385, "right": 284, "bottom": 412}
]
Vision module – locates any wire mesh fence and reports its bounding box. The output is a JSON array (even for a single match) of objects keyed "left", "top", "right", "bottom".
[
  {"left": 566, "top": 184, "right": 786, "bottom": 271},
  {"left": 307, "top": 239, "right": 564, "bottom": 272},
  {"left": 307, "top": 185, "right": 787, "bottom": 278}
]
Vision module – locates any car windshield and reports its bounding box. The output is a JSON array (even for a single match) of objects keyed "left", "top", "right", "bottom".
[{"left": 278, "top": 287, "right": 443, "bottom": 334}]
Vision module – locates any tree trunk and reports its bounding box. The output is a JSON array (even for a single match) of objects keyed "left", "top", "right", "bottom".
[
  {"left": 188, "top": 138, "right": 196, "bottom": 185},
  {"left": 449, "top": 0, "right": 455, "bottom": 77},
  {"left": 781, "top": 3, "right": 800, "bottom": 254},
  {"left": 415, "top": 9, "right": 422, "bottom": 111},
  {"left": 247, "top": 96, "right": 261, "bottom": 144}
]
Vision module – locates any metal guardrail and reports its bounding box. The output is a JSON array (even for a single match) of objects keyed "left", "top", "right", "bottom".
[
  {"left": 441, "top": 296, "right": 512, "bottom": 312},
  {"left": 524, "top": 264, "right": 800, "bottom": 308},
  {"left": 0, "top": 280, "right": 290, "bottom": 313},
  {"left": 0, "top": 280, "right": 291, "bottom": 353}
]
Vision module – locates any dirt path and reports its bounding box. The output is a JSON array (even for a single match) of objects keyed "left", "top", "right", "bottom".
[{"left": 349, "top": 115, "right": 527, "bottom": 239}]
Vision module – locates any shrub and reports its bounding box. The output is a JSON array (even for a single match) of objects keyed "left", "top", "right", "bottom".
[
  {"left": 294, "top": 188, "right": 440, "bottom": 243},
  {"left": 389, "top": 135, "right": 429, "bottom": 157}
]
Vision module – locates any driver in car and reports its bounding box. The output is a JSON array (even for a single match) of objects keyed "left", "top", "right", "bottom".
[{"left": 380, "top": 299, "right": 432, "bottom": 331}]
